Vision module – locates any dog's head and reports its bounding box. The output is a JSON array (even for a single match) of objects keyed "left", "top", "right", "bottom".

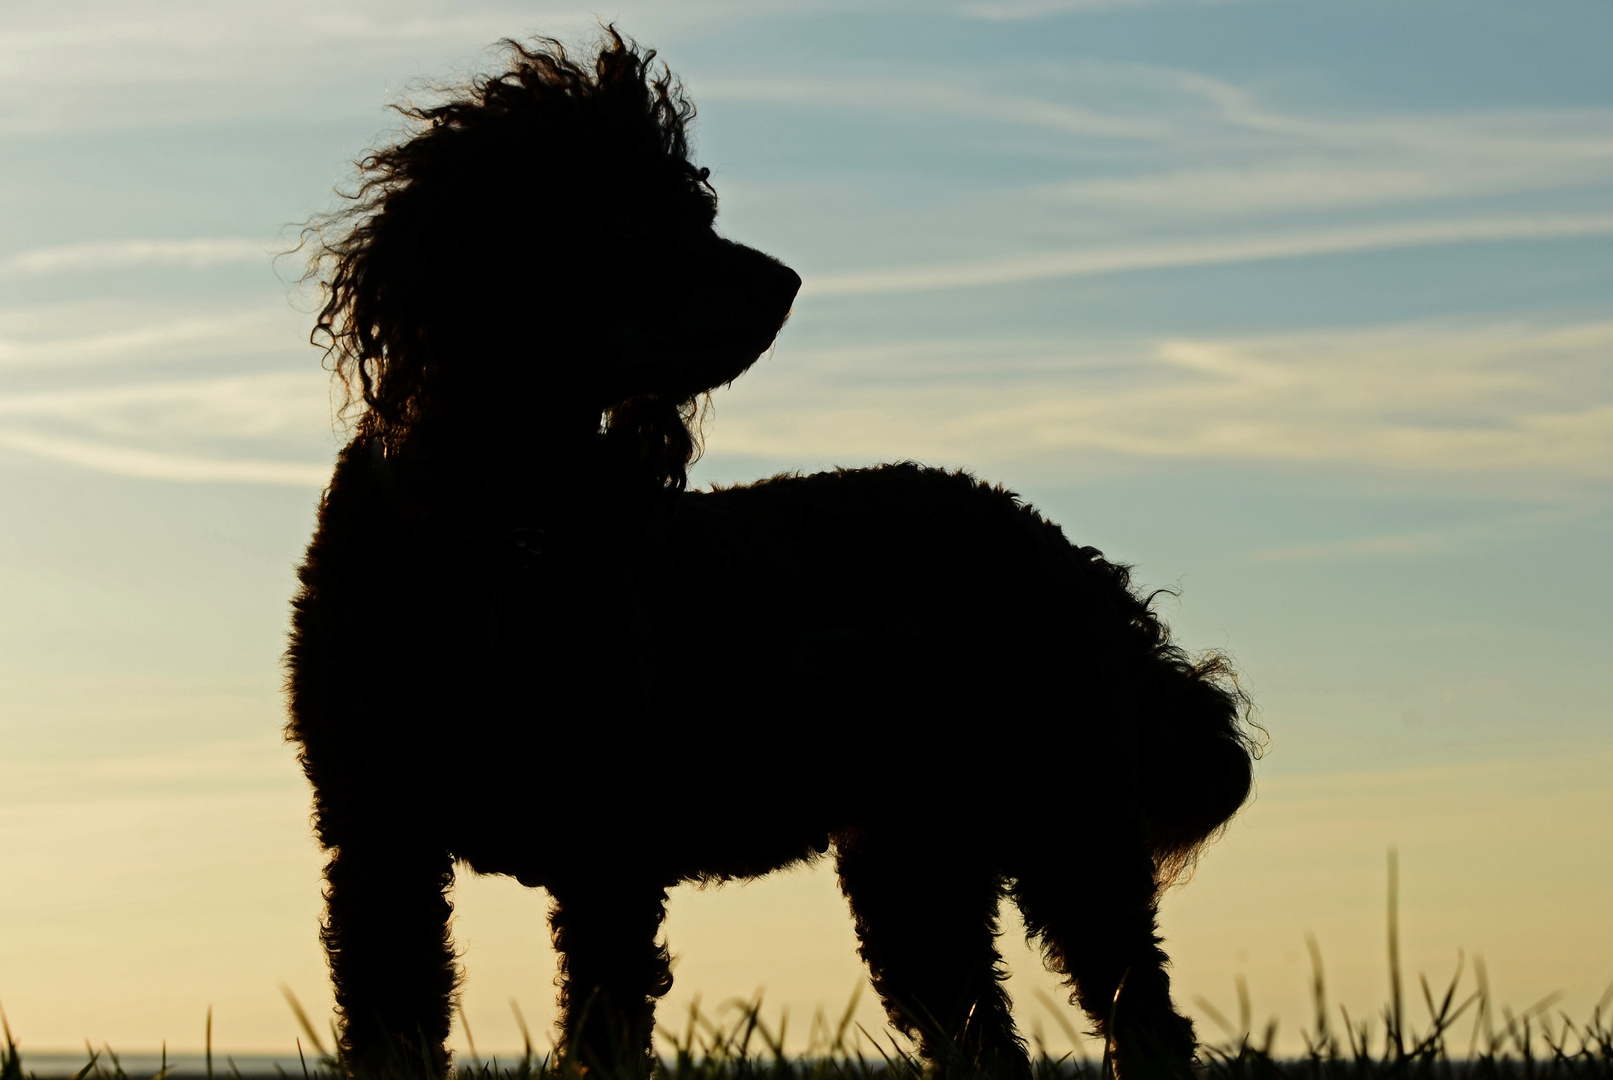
[
  {"left": 306, "top": 28, "right": 800, "bottom": 488},
  {"left": 1110, "top": 594, "right": 1262, "bottom": 887},
  {"left": 1136, "top": 649, "right": 1259, "bottom": 886}
]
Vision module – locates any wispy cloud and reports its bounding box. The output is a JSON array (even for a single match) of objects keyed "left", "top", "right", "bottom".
[
  {"left": 695, "top": 76, "right": 1165, "bottom": 139},
  {"left": 1246, "top": 499, "right": 1598, "bottom": 562},
  {"left": 800, "top": 213, "right": 1613, "bottom": 297},
  {"left": 1250, "top": 533, "right": 1447, "bottom": 562},
  {"left": 696, "top": 68, "right": 1613, "bottom": 181},
  {"left": 0, "top": 3, "right": 812, "bottom": 136},
  {"left": 1040, "top": 136, "right": 1613, "bottom": 215},
  {"left": 0, "top": 429, "right": 329, "bottom": 486},
  {"left": 708, "top": 319, "right": 1613, "bottom": 482},
  {"left": 0, "top": 310, "right": 288, "bottom": 370},
  {"left": 0, "top": 371, "right": 335, "bottom": 484},
  {"left": 0, "top": 4, "right": 577, "bottom": 134},
  {"left": 0, "top": 371, "right": 331, "bottom": 439},
  {"left": 699, "top": 67, "right": 1613, "bottom": 257},
  {"left": 959, "top": 0, "right": 1172, "bottom": 17},
  {"left": 1107, "top": 77, "right": 1613, "bottom": 213},
  {"left": 1, "top": 238, "right": 272, "bottom": 278}
]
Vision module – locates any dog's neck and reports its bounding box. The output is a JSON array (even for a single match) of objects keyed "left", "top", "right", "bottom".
[{"left": 376, "top": 416, "right": 669, "bottom": 532}]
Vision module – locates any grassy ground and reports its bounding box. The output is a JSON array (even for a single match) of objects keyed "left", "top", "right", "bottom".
[
  {"left": 7, "top": 975, "right": 1611, "bottom": 1080},
  {"left": 7, "top": 856, "right": 1610, "bottom": 1080}
]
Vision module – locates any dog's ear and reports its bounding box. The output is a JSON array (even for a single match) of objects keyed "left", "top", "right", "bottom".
[{"left": 602, "top": 394, "right": 701, "bottom": 491}]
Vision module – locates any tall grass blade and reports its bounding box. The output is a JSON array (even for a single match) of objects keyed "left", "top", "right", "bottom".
[
  {"left": 1194, "top": 997, "right": 1239, "bottom": 1045},
  {"left": 832, "top": 983, "right": 864, "bottom": 1056},
  {"left": 1475, "top": 953, "right": 1495, "bottom": 1057},
  {"left": 1305, "top": 932, "right": 1333, "bottom": 1058},
  {"left": 510, "top": 999, "right": 534, "bottom": 1065},
  {"left": 72, "top": 1040, "right": 98, "bottom": 1080},
  {"left": 1101, "top": 968, "right": 1128, "bottom": 1080},
  {"left": 0, "top": 1001, "right": 20, "bottom": 1080},
  {"left": 1387, "top": 846, "right": 1404, "bottom": 1060},
  {"left": 279, "top": 984, "right": 329, "bottom": 1058},
  {"left": 459, "top": 1003, "right": 481, "bottom": 1072},
  {"left": 1035, "top": 988, "right": 1088, "bottom": 1057}
]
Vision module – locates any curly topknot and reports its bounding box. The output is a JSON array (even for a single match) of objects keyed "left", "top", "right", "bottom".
[{"left": 305, "top": 27, "right": 713, "bottom": 451}]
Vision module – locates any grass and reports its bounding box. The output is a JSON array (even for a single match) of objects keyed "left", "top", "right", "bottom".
[
  {"left": 5, "top": 852, "right": 1611, "bottom": 1080},
  {"left": 8, "top": 967, "right": 1610, "bottom": 1080}
]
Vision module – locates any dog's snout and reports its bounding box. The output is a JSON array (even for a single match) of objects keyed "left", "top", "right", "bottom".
[
  {"left": 719, "top": 240, "right": 802, "bottom": 306},
  {"left": 750, "top": 255, "right": 801, "bottom": 326},
  {"left": 774, "top": 262, "right": 802, "bottom": 304}
]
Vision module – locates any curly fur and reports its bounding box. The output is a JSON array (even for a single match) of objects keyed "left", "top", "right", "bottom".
[{"left": 286, "top": 28, "right": 1260, "bottom": 1080}]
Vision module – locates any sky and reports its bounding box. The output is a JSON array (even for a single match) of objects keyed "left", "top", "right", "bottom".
[{"left": 1, "top": 0, "right": 1611, "bottom": 1063}]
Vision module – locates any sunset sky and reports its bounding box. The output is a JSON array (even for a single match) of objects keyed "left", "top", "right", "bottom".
[{"left": 2, "top": 0, "right": 1610, "bottom": 1062}]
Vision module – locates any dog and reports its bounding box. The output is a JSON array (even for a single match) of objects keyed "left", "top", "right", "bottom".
[{"left": 285, "top": 29, "right": 1260, "bottom": 1080}]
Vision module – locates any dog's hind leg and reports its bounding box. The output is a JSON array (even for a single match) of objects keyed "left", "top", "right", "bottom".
[
  {"left": 1010, "top": 841, "right": 1195, "bottom": 1080},
  {"left": 834, "top": 827, "right": 1030, "bottom": 1079},
  {"left": 321, "top": 840, "right": 458, "bottom": 1077},
  {"left": 548, "top": 877, "right": 673, "bottom": 1076}
]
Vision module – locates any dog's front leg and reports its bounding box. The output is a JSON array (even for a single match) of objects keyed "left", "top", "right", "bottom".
[
  {"left": 321, "top": 840, "right": 458, "bottom": 1078},
  {"left": 1012, "top": 839, "right": 1197, "bottom": 1080},
  {"left": 548, "top": 877, "right": 673, "bottom": 1076}
]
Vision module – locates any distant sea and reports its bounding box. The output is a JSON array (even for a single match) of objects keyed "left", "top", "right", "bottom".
[
  {"left": 18, "top": 1051, "right": 545, "bottom": 1078},
  {"left": 23, "top": 1052, "right": 333, "bottom": 1078}
]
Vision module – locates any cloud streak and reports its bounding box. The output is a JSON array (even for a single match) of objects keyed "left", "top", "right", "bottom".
[
  {"left": 706, "top": 318, "right": 1613, "bottom": 482},
  {"left": 0, "top": 310, "right": 288, "bottom": 370},
  {"left": 800, "top": 213, "right": 1613, "bottom": 297},
  {"left": 958, "top": 0, "right": 1182, "bottom": 17},
  {"left": 0, "top": 429, "right": 330, "bottom": 486},
  {"left": 0, "top": 371, "right": 335, "bottom": 484},
  {"left": 0, "top": 370, "right": 331, "bottom": 435},
  {"left": 1, "top": 238, "right": 273, "bottom": 278},
  {"left": 695, "top": 75, "right": 1166, "bottom": 139}
]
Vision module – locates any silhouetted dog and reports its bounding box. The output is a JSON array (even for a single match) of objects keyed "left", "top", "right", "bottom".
[{"left": 286, "top": 29, "right": 1259, "bottom": 1080}]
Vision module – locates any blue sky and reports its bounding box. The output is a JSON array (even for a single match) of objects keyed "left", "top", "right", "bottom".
[{"left": 1, "top": 0, "right": 1610, "bottom": 1060}]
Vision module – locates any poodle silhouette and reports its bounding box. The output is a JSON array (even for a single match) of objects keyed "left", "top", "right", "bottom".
[{"left": 286, "top": 29, "right": 1258, "bottom": 1080}]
